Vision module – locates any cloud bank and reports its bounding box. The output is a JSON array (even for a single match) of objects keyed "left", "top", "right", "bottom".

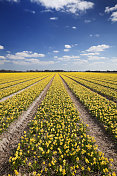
[{"left": 31, "top": 0, "right": 94, "bottom": 14}]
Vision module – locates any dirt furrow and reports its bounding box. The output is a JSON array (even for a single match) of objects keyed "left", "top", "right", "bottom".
[
  {"left": 0, "top": 76, "right": 48, "bottom": 103},
  {"left": 65, "top": 75, "right": 117, "bottom": 103},
  {"left": 0, "top": 76, "right": 54, "bottom": 175},
  {"left": 61, "top": 76, "right": 117, "bottom": 172}
]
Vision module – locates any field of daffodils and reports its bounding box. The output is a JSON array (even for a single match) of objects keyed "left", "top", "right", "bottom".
[{"left": 0, "top": 72, "right": 116, "bottom": 176}]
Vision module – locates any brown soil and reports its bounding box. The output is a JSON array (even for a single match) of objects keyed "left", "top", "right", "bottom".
[
  {"left": 0, "top": 76, "right": 49, "bottom": 103},
  {"left": 0, "top": 76, "right": 54, "bottom": 175},
  {"left": 61, "top": 76, "right": 117, "bottom": 173}
]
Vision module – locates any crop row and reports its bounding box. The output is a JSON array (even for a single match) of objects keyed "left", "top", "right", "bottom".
[
  {"left": 71, "top": 75, "right": 117, "bottom": 91},
  {"left": 0, "top": 75, "right": 49, "bottom": 100},
  {"left": 0, "top": 73, "right": 42, "bottom": 84},
  {"left": 8, "top": 75, "right": 114, "bottom": 176},
  {"left": 61, "top": 75, "right": 117, "bottom": 140},
  {"left": 69, "top": 72, "right": 117, "bottom": 85},
  {"left": 65, "top": 72, "right": 117, "bottom": 85},
  {"left": 0, "top": 75, "right": 44, "bottom": 90},
  {"left": 0, "top": 75, "right": 53, "bottom": 134},
  {"left": 63, "top": 74, "right": 117, "bottom": 102}
]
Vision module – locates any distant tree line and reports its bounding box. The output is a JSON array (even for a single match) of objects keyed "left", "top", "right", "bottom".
[{"left": 0, "top": 69, "right": 117, "bottom": 73}]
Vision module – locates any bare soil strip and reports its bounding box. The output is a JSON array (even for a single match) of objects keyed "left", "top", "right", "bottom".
[
  {"left": 0, "top": 76, "right": 48, "bottom": 103},
  {"left": 0, "top": 76, "right": 54, "bottom": 175},
  {"left": 61, "top": 76, "right": 117, "bottom": 172},
  {"left": 65, "top": 75, "right": 117, "bottom": 103}
]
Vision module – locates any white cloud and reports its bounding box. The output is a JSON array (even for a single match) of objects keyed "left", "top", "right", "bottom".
[
  {"left": 110, "top": 11, "right": 117, "bottom": 22},
  {"left": 53, "top": 50, "right": 59, "bottom": 53},
  {"left": 12, "top": 59, "right": 54, "bottom": 65},
  {"left": 65, "top": 44, "right": 72, "bottom": 49},
  {"left": 80, "top": 52, "right": 100, "bottom": 56},
  {"left": 72, "top": 26, "right": 77, "bottom": 29},
  {"left": 50, "top": 17, "right": 58, "bottom": 20},
  {"left": 105, "top": 4, "right": 117, "bottom": 22},
  {"left": 87, "top": 56, "right": 108, "bottom": 61},
  {"left": 89, "top": 34, "right": 93, "bottom": 37},
  {"left": 30, "top": 0, "right": 94, "bottom": 14},
  {"left": 64, "top": 49, "right": 70, "bottom": 52},
  {"left": 58, "top": 55, "right": 80, "bottom": 61},
  {"left": 0, "top": 45, "right": 4, "bottom": 49},
  {"left": 54, "top": 56, "right": 58, "bottom": 59},
  {"left": 7, "top": 51, "right": 45, "bottom": 60},
  {"left": 7, "top": 54, "right": 24, "bottom": 60},
  {"left": 6, "top": 0, "right": 19, "bottom": 2},
  {"left": 86, "top": 44, "right": 110, "bottom": 52},
  {"left": 89, "top": 34, "right": 100, "bottom": 37},
  {"left": 105, "top": 4, "right": 117, "bottom": 13},
  {"left": 73, "top": 59, "right": 88, "bottom": 65},
  {"left": 6, "top": 51, "right": 45, "bottom": 60},
  {"left": 84, "top": 19, "right": 91, "bottom": 23},
  {"left": 0, "top": 56, "right": 5, "bottom": 59}
]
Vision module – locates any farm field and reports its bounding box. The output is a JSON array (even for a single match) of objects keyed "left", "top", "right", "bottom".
[{"left": 0, "top": 72, "right": 117, "bottom": 176}]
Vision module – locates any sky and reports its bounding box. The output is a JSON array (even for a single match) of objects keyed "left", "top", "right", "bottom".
[{"left": 0, "top": 0, "right": 117, "bottom": 71}]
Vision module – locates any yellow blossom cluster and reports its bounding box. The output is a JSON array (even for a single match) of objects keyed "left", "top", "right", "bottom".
[
  {"left": 0, "top": 73, "right": 49, "bottom": 99},
  {"left": 9, "top": 74, "right": 114, "bottom": 176},
  {"left": 61, "top": 74, "right": 117, "bottom": 140},
  {"left": 0, "top": 74, "right": 53, "bottom": 134},
  {"left": 64, "top": 73, "right": 117, "bottom": 101},
  {"left": 0, "top": 73, "right": 45, "bottom": 89}
]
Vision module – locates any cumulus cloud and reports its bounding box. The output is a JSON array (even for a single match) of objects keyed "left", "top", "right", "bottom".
[
  {"left": 7, "top": 51, "right": 45, "bottom": 60},
  {"left": 53, "top": 50, "right": 59, "bottom": 53},
  {"left": 87, "top": 56, "right": 108, "bottom": 61},
  {"left": 105, "top": 4, "right": 117, "bottom": 13},
  {"left": 86, "top": 44, "right": 110, "bottom": 52},
  {"left": 64, "top": 49, "right": 70, "bottom": 52},
  {"left": 72, "top": 26, "right": 77, "bottom": 29},
  {"left": 50, "top": 17, "right": 58, "bottom": 20},
  {"left": 105, "top": 4, "right": 117, "bottom": 22},
  {"left": 58, "top": 55, "right": 80, "bottom": 61},
  {"left": 84, "top": 19, "right": 91, "bottom": 23},
  {"left": 30, "top": 0, "right": 94, "bottom": 14},
  {"left": 110, "top": 11, "right": 117, "bottom": 22},
  {"left": 73, "top": 59, "right": 88, "bottom": 64},
  {"left": 0, "top": 45, "right": 4, "bottom": 49},
  {"left": 65, "top": 44, "right": 72, "bottom": 49},
  {"left": 0, "top": 56, "right": 5, "bottom": 59},
  {"left": 80, "top": 52, "right": 100, "bottom": 56},
  {"left": 5, "top": 0, "right": 19, "bottom": 2},
  {"left": 89, "top": 34, "right": 100, "bottom": 37}
]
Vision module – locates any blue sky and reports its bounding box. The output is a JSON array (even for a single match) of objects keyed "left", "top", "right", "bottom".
[{"left": 0, "top": 0, "right": 117, "bottom": 71}]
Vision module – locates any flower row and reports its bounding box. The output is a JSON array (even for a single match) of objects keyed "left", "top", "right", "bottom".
[
  {"left": 8, "top": 74, "right": 114, "bottom": 176},
  {"left": 64, "top": 74, "right": 117, "bottom": 101},
  {"left": 0, "top": 74, "right": 49, "bottom": 100},
  {"left": 61, "top": 75, "right": 117, "bottom": 140},
  {"left": 0, "top": 75, "right": 53, "bottom": 134}
]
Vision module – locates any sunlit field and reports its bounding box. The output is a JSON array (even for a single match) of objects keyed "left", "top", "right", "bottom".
[{"left": 0, "top": 72, "right": 116, "bottom": 176}]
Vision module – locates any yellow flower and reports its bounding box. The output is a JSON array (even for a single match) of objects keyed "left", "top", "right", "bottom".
[
  {"left": 14, "top": 170, "right": 19, "bottom": 175},
  {"left": 62, "top": 169, "right": 66, "bottom": 175},
  {"left": 33, "top": 171, "right": 37, "bottom": 176},
  {"left": 87, "top": 167, "right": 90, "bottom": 172},
  {"left": 60, "top": 165, "right": 62, "bottom": 172},
  {"left": 81, "top": 166, "right": 84, "bottom": 171},
  {"left": 112, "top": 172, "right": 116, "bottom": 176}
]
